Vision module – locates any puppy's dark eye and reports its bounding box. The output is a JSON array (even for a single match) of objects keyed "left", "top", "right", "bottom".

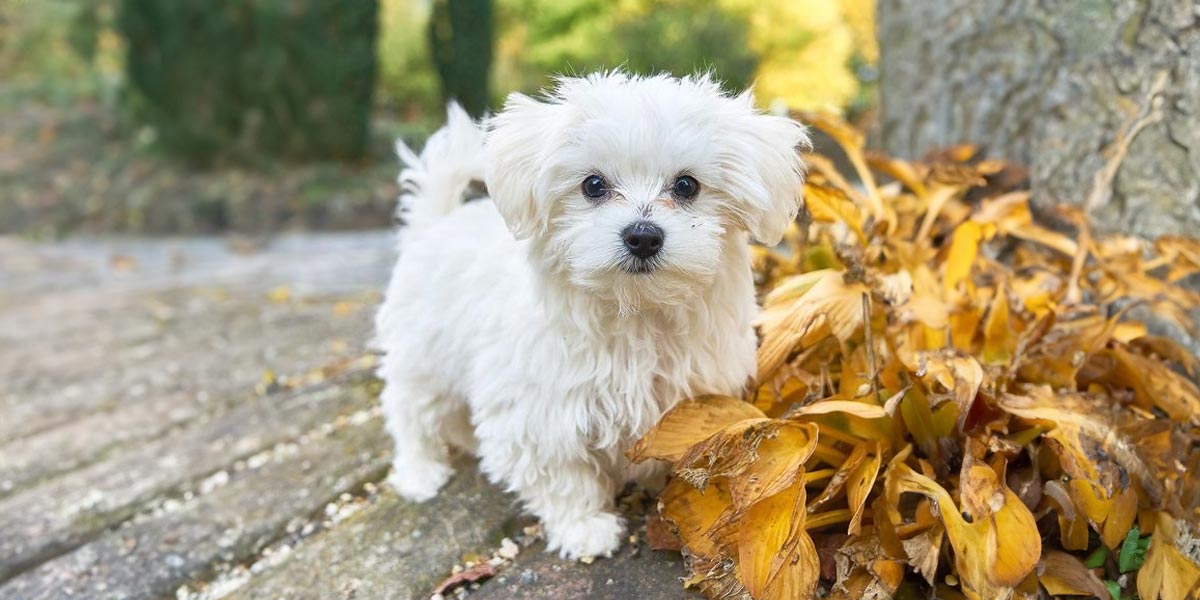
[
  {"left": 581, "top": 175, "right": 608, "bottom": 199},
  {"left": 671, "top": 175, "right": 700, "bottom": 199}
]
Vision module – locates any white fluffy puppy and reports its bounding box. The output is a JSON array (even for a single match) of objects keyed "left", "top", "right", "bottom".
[{"left": 375, "top": 72, "right": 807, "bottom": 559}]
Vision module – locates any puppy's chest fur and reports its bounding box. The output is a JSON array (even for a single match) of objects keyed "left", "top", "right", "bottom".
[{"left": 551, "top": 303, "right": 753, "bottom": 450}]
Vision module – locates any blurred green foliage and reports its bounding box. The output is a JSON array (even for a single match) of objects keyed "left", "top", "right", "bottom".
[
  {"left": 0, "top": 0, "right": 122, "bottom": 107},
  {"left": 117, "top": 0, "right": 378, "bottom": 163},
  {"left": 494, "top": 0, "right": 757, "bottom": 93}
]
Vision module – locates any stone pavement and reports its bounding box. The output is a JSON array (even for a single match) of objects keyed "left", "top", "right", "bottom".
[{"left": 0, "top": 233, "right": 693, "bottom": 599}]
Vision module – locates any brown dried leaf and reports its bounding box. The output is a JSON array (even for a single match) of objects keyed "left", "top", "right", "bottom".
[
  {"left": 676, "top": 419, "right": 799, "bottom": 491},
  {"left": 645, "top": 513, "right": 683, "bottom": 552},
  {"left": 902, "top": 520, "right": 944, "bottom": 585},
  {"left": 1038, "top": 550, "right": 1112, "bottom": 599},
  {"left": 1082, "top": 345, "right": 1200, "bottom": 426},
  {"left": 432, "top": 563, "right": 497, "bottom": 595}
]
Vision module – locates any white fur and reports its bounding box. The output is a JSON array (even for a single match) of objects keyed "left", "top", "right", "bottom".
[{"left": 374, "top": 72, "right": 808, "bottom": 559}]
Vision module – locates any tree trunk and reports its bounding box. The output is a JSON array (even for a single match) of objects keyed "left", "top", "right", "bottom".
[
  {"left": 429, "top": 0, "right": 493, "bottom": 118},
  {"left": 877, "top": 0, "right": 1200, "bottom": 354},
  {"left": 876, "top": 0, "right": 1200, "bottom": 239}
]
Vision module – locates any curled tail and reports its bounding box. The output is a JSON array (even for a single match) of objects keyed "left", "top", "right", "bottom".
[{"left": 395, "top": 102, "right": 485, "bottom": 228}]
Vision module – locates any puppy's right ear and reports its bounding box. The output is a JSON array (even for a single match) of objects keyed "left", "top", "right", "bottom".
[{"left": 484, "top": 93, "right": 566, "bottom": 240}]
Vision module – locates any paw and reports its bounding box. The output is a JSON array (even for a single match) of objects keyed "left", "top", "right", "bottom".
[
  {"left": 546, "top": 512, "right": 625, "bottom": 560},
  {"left": 387, "top": 459, "right": 453, "bottom": 503}
]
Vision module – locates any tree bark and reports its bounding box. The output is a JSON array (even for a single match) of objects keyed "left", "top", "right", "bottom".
[
  {"left": 876, "top": 0, "right": 1200, "bottom": 239},
  {"left": 877, "top": 0, "right": 1200, "bottom": 355}
]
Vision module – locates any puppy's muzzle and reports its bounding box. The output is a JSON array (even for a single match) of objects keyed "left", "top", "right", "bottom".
[{"left": 621, "top": 222, "right": 664, "bottom": 260}]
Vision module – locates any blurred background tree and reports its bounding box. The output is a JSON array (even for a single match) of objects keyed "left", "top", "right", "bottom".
[
  {"left": 0, "top": 0, "right": 877, "bottom": 235},
  {"left": 117, "top": 0, "right": 378, "bottom": 163},
  {"left": 428, "top": 0, "right": 493, "bottom": 118}
]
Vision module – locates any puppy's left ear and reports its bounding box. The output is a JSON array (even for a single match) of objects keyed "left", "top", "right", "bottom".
[
  {"left": 722, "top": 92, "right": 810, "bottom": 245},
  {"left": 483, "top": 93, "right": 568, "bottom": 240}
]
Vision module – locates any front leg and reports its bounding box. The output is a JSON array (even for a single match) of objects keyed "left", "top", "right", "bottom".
[
  {"left": 626, "top": 457, "right": 671, "bottom": 493},
  {"left": 477, "top": 435, "right": 625, "bottom": 559}
]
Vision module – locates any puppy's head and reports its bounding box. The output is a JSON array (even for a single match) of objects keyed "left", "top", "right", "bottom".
[{"left": 484, "top": 72, "right": 808, "bottom": 312}]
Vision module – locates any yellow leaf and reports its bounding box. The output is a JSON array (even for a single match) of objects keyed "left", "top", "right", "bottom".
[
  {"left": 659, "top": 478, "right": 732, "bottom": 563},
  {"left": 1129, "top": 336, "right": 1200, "bottom": 379},
  {"left": 729, "top": 422, "right": 820, "bottom": 510},
  {"left": 804, "top": 182, "right": 867, "bottom": 245},
  {"left": 915, "top": 350, "right": 983, "bottom": 431},
  {"left": 798, "top": 111, "right": 893, "bottom": 231},
  {"left": 675, "top": 419, "right": 814, "bottom": 492},
  {"left": 736, "top": 484, "right": 820, "bottom": 600},
  {"left": 1137, "top": 512, "right": 1200, "bottom": 600},
  {"left": 1155, "top": 235, "right": 1200, "bottom": 282},
  {"left": 981, "top": 282, "right": 1016, "bottom": 364},
  {"left": 886, "top": 461, "right": 1040, "bottom": 600},
  {"left": 737, "top": 484, "right": 798, "bottom": 598},
  {"left": 756, "top": 269, "right": 868, "bottom": 381},
  {"left": 628, "top": 396, "right": 765, "bottom": 463},
  {"left": 267, "top": 285, "right": 291, "bottom": 303},
  {"left": 845, "top": 440, "right": 882, "bottom": 535},
  {"left": 865, "top": 150, "right": 927, "bottom": 197},
  {"left": 789, "top": 399, "right": 886, "bottom": 420},
  {"left": 943, "top": 221, "right": 996, "bottom": 295},
  {"left": 998, "top": 388, "right": 1151, "bottom": 546}
]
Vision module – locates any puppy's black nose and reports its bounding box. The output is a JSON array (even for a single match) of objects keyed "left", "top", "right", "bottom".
[{"left": 621, "top": 222, "right": 664, "bottom": 260}]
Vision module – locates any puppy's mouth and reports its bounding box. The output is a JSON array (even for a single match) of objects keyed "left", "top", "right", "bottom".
[{"left": 618, "top": 256, "right": 660, "bottom": 275}]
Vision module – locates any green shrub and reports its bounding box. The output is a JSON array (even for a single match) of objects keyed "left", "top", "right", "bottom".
[{"left": 117, "top": 0, "right": 378, "bottom": 163}]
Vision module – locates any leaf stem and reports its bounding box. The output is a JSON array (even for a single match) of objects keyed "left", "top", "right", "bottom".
[{"left": 806, "top": 508, "right": 853, "bottom": 531}]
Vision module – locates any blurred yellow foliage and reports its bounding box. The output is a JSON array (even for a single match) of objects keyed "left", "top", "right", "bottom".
[
  {"left": 489, "top": 0, "right": 876, "bottom": 113},
  {"left": 722, "top": 0, "right": 875, "bottom": 111}
]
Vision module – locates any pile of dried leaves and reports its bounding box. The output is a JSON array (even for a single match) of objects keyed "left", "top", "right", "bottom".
[{"left": 631, "top": 111, "right": 1200, "bottom": 600}]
